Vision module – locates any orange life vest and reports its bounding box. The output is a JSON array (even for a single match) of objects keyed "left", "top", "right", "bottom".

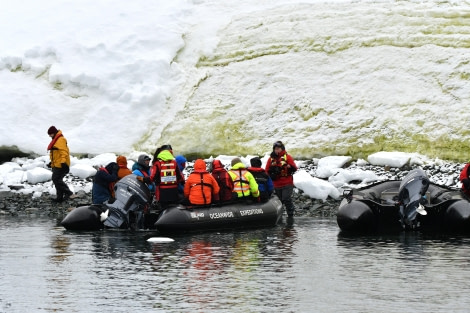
[{"left": 231, "top": 169, "right": 251, "bottom": 197}]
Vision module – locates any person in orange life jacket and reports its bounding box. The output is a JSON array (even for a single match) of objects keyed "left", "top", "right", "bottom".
[
  {"left": 265, "top": 141, "right": 298, "bottom": 216},
  {"left": 92, "top": 162, "right": 119, "bottom": 204},
  {"left": 459, "top": 162, "right": 470, "bottom": 197},
  {"left": 133, "top": 154, "right": 155, "bottom": 193},
  {"left": 46, "top": 126, "right": 76, "bottom": 202},
  {"left": 228, "top": 157, "right": 260, "bottom": 200},
  {"left": 148, "top": 145, "right": 184, "bottom": 206},
  {"left": 247, "top": 157, "right": 274, "bottom": 202},
  {"left": 116, "top": 155, "right": 132, "bottom": 179},
  {"left": 210, "top": 159, "right": 234, "bottom": 202},
  {"left": 175, "top": 155, "right": 187, "bottom": 197},
  {"left": 184, "top": 159, "right": 220, "bottom": 205}
]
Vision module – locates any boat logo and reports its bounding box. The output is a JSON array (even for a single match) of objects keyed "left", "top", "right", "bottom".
[{"left": 190, "top": 212, "right": 204, "bottom": 219}]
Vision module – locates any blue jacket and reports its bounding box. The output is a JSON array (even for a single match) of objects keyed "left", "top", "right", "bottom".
[
  {"left": 247, "top": 167, "right": 274, "bottom": 202},
  {"left": 132, "top": 163, "right": 155, "bottom": 192},
  {"left": 175, "top": 155, "right": 187, "bottom": 194}
]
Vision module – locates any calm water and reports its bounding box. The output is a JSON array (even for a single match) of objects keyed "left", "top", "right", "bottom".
[{"left": 1, "top": 215, "right": 470, "bottom": 313}]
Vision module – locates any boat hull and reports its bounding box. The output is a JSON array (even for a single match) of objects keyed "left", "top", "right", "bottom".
[
  {"left": 337, "top": 181, "right": 470, "bottom": 233},
  {"left": 61, "top": 205, "right": 105, "bottom": 231},
  {"left": 155, "top": 196, "right": 283, "bottom": 234}
]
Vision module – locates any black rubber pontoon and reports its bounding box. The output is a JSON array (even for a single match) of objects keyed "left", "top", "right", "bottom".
[
  {"left": 337, "top": 169, "right": 470, "bottom": 233},
  {"left": 155, "top": 195, "right": 283, "bottom": 234}
]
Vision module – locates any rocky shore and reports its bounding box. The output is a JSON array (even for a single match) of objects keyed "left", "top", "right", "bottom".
[{"left": 0, "top": 160, "right": 465, "bottom": 219}]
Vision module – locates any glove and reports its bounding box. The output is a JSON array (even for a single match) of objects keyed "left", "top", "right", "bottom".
[
  {"left": 47, "top": 162, "right": 51, "bottom": 168},
  {"left": 137, "top": 176, "right": 151, "bottom": 184},
  {"left": 463, "top": 178, "right": 470, "bottom": 190},
  {"left": 61, "top": 163, "right": 69, "bottom": 173}
]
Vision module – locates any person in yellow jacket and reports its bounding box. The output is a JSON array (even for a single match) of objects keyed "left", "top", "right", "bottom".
[
  {"left": 47, "top": 126, "right": 76, "bottom": 202},
  {"left": 228, "top": 157, "right": 260, "bottom": 200}
]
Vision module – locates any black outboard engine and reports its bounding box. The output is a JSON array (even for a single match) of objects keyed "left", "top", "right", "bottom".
[
  {"left": 102, "top": 174, "right": 151, "bottom": 229},
  {"left": 398, "top": 168, "right": 429, "bottom": 229}
]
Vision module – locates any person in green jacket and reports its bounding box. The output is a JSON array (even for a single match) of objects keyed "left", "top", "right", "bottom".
[{"left": 228, "top": 157, "right": 260, "bottom": 200}]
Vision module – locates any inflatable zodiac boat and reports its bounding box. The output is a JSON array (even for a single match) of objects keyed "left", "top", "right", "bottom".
[
  {"left": 337, "top": 169, "right": 470, "bottom": 233},
  {"left": 155, "top": 196, "right": 283, "bottom": 234},
  {"left": 61, "top": 174, "right": 283, "bottom": 232}
]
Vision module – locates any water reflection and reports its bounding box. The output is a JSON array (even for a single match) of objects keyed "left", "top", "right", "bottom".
[
  {"left": 49, "top": 232, "right": 72, "bottom": 263},
  {"left": 335, "top": 231, "right": 470, "bottom": 312},
  {"left": 3, "top": 216, "right": 470, "bottom": 312}
]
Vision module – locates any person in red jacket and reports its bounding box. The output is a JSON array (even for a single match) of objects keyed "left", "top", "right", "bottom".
[
  {"left": 184, "top": 159, "right": 220, "bottom": 205},
  {"left": 210, "top": 159, "right": 234, "bottom": 202},
  {"left": 459, "top": 163, "right": 470, "bottom": 197},
  {"left": 148, "top": 145, "right": 185, "bottom": 207},
  {"left": 265, "top": 141, "right": 298, "bottom": 217}
]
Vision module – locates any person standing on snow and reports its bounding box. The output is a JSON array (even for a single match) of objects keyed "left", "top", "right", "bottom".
[
  {"left": 265, "top": 141, "right": 297, "bottom": 217},
  {"left": 46, "top": 126, "right": 76, "bottom": 202}
]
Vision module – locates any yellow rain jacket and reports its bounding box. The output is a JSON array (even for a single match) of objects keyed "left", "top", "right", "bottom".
[{"left": 48, "top": 130, "right": 71, "bottom": 169}]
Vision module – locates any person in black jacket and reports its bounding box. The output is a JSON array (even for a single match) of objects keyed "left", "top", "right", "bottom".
[
  {"left": 247, "top": 157, "right": 274, "bottom": 202},
  {"left": 92, "top": 162, "right": 119, "bottom": 204}
]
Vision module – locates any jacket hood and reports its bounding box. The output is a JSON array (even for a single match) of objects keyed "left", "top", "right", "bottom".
[
  {"left": 212, "top": 159, "right": 224, "bottom": 169},
  {"left": 193, "top": 159, "right": 207, "bottom": 172},
  {"left": 157, "top": 150, "right": 175, "bottom": 162},
  {"left": 105, "top": 162, "right": 118, "bottom": 173},
  {"left": 248, "top": 167, "right": 265, "bottom": 173},
  {"left": 116, "top": 156, "right": 127, "bottom": 166},
  {"left": 231, "top": 162, "right": 246, "bottom": 170},
  {"left": 175, "top": 155, "right": 187, "bottom": 170},
  {"left": 52, "top": 130, "right": 63, "bottom": 139},
  {"left": 137, "top": 154, "right": 151, "bottom": 168}
]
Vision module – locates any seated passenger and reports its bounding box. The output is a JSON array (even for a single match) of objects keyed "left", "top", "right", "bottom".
[
  {"left": 247, "top": 157, "right": 274, "bottom": 202},
  {"left": 133, "top": 154, "right": 155, "bottom": 192},
  {"left": 184, "top": 159, "right": 220, "bottom": 206},
  {"left": 228, "top": 157, "right": 260, "bottom": 201},
  {"left": 150, "top": 145, "right": 185, "bottom": 207},
  {"left": 175, "top": 155, "right": 187, "bottom": 197},
  {"left": 92, "top": 162, "right": 119, "bottom": 204},
  {"left": 210, "top": 159, "right": 234, "bottom": 202},
  {"left": 116, "top": 155, "right": 132, "bottom": 179}
]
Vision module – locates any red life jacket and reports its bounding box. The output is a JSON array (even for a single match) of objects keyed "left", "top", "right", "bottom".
[{"left": 157, "top": 160, "right": 179, "bottom": 189}]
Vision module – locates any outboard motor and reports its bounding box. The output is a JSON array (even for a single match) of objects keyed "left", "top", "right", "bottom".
[
  {"left": 398, "top": 168, "right": 429, "bottom": 229},
  {"left": 102, "top": 174, "right": 151, "bottom": 229}
]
